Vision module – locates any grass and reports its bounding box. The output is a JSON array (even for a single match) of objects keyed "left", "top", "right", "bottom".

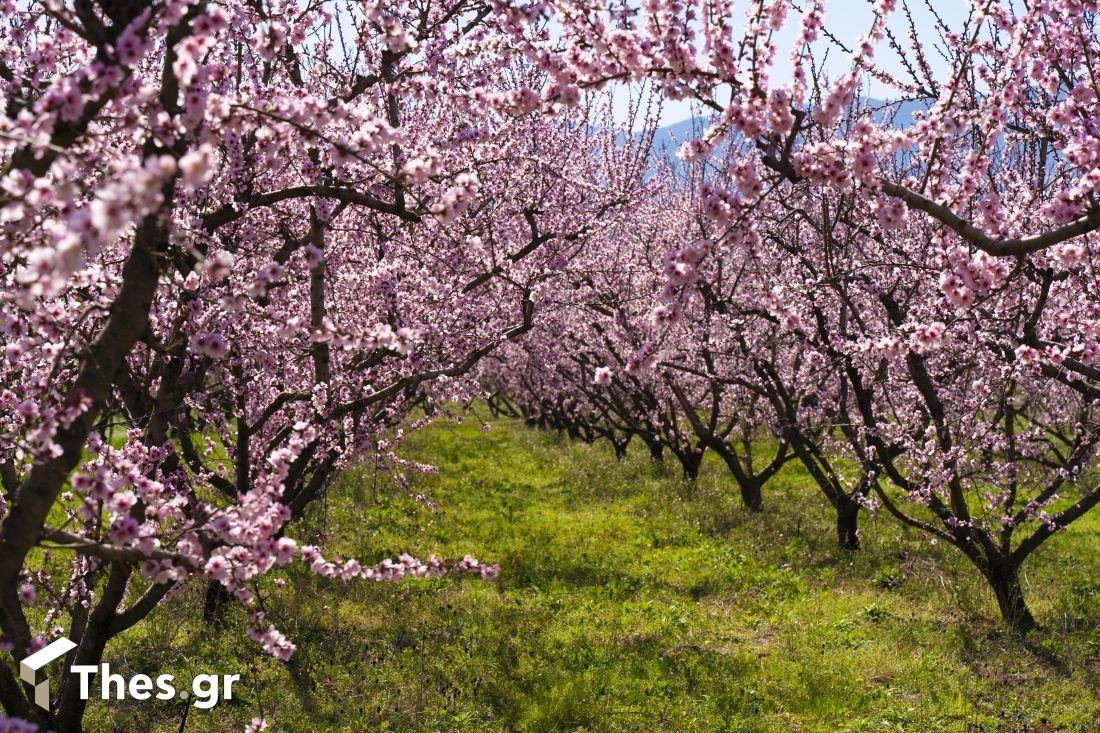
[{"left": 90, "top": 413, "right": 1099, "bottom": 732}]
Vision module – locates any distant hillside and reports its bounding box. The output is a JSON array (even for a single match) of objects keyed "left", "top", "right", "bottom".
[{"left": 637, "top": 97, "right": 929, "bottom": 175}]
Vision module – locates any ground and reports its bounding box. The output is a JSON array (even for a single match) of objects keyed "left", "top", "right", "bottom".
[{"left": 95, "top": 413, "right": 1099, "bottom": 732}]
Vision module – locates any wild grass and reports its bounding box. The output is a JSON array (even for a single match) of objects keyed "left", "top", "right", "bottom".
[{"left": 92, "top": 414, "right": 1099, "bottom": 732}]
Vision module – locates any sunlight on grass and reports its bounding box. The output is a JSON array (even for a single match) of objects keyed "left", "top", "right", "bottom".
[{"left": 102, "top": 415, "right": 1099, "bottom": 732}]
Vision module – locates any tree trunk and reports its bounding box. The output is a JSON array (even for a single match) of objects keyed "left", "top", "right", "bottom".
[
  {"left": 739, "top": 479, "right": 763, "bottom": 512},
  {"left": 836, "top": 499, "right": 860, "bottom": 551},
  {"left": 985, "top": 563, "right": 1036, "bottom": 634},
  {"left": 680, "top": 451, "right": 703, "bottom": 481},
  {"left": 647, "top": 442, "right": 664, "bottom": 462},
  {"left": 202, "top": 581, "right": 234, "bottom": 626},
  {"left": 54, "top": 623, "right": 110, "bottom": 733}
]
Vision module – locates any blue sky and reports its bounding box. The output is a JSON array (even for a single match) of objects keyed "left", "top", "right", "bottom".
[{"left": 610, "top": 0, "right": 973, "bottom": 128}]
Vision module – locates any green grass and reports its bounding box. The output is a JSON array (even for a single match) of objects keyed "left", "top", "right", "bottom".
[{"left": 91, "top": 414, "right": 1099, "bottom": 732}]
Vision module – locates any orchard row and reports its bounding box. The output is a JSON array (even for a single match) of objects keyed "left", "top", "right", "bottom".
[{"left": 0, "top": 1, "right": 1097, "bottom": 730}]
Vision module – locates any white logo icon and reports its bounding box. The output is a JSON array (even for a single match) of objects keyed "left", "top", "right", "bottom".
[
  {"left": 20, "top": 637, "right": 77, "bottom": 709},
  {"left": 18, "top": 637, "right": 238, "bottom": 710}
]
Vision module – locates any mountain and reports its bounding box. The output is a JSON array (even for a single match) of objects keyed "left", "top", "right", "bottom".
[{"left": 631, "top": 97, "right": 930, "bottom": 176}]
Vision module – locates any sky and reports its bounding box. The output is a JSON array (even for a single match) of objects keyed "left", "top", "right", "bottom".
[{"left": 610, "top": 0, "right": 974, "bottom": 129}]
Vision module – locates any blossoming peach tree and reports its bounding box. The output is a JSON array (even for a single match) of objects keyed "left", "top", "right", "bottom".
[
  {"left": 0, "top": 0, "right": 647, "bottom": 729},
  {"left": 4, "top": 0, "right": 1100, "bottom": 728},
  {"left": 485, "top": 0, "right": 1100, "bottom": 631}
]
